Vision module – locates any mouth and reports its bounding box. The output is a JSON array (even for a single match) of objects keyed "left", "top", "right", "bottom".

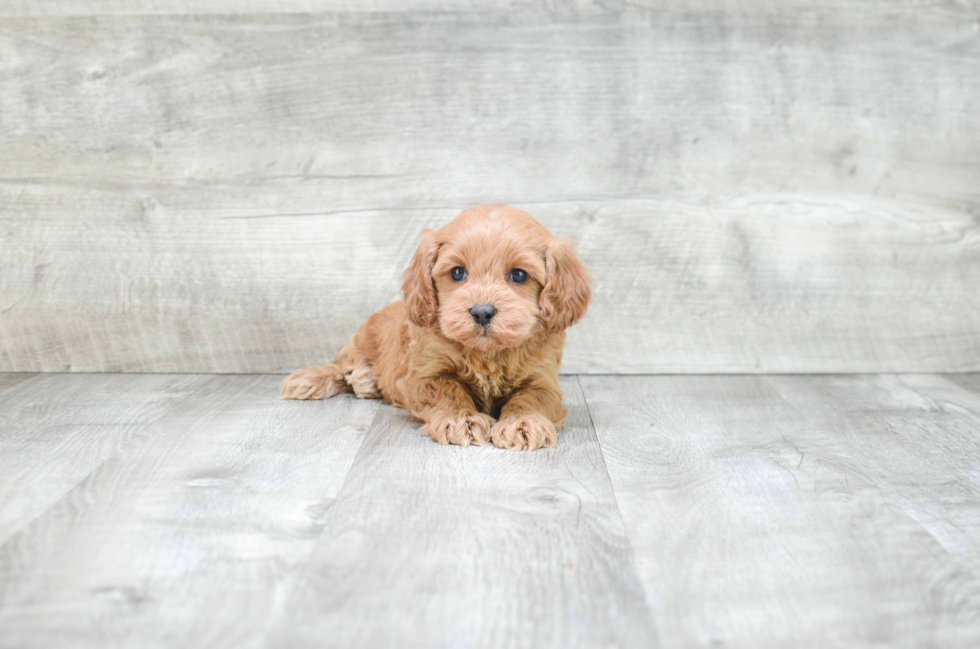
[{"left": 467, "top": 325, "right": 499, "bottom": 349}]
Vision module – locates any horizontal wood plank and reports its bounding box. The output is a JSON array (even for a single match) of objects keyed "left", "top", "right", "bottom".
[
  {"left": 2, "top": 194, "right": 977, "bottom": 373},
  {"left": 0, "top": 1, "right": 961, "bottom": 16}
]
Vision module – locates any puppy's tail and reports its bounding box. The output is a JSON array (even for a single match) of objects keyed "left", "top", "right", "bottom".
[{"left": 279, "top": 363, "right": 351, "bottom": 400}]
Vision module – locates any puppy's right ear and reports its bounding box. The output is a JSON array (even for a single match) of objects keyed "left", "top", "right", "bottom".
[
  {"left": 539, "top": 237, "right": 592, "bottom": 332},
  {"left": 402, "top": 229, "right": 440, "bottom": 327}
]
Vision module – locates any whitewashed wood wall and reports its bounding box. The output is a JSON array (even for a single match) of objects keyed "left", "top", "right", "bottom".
[{"left": 1, "top": 1, "right": 978, "bottom": 373}]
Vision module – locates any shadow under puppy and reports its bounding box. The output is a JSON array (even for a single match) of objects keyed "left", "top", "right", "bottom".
[{"left": 280, "top": 204, "right": 591, "bottom": 451}]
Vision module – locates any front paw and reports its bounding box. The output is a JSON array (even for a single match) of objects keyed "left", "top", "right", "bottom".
[
  {"left": 423, "top": 412, "right": 495, "bottom": 447},
  {"left": 491, "top": 413, "right": 558, "bottom": 451}
]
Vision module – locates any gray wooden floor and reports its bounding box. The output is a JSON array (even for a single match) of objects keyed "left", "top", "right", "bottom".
[{"left": 1, "top": 373, "right": 979, "bottom": 648}]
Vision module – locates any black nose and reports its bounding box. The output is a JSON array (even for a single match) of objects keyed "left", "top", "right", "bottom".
[{"left": 470, "top": 304, "right": 496, "bottom": 326}]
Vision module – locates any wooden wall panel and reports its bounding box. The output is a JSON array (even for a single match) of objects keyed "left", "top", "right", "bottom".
[
  {"left": 0, "top": 1, "right": 973, "bottom": 16},
  {"left": 1, "top": 6, "right": 977, "bottom": 373}
]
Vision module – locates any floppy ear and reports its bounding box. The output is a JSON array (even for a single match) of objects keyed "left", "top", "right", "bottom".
[
  {"left": 402, "top": 229, "right": 441, "bottom": 327},
  {"left": 539, "top": 237, "right": 592, "bottom": 332}
]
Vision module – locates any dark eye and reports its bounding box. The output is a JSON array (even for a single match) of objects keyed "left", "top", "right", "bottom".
[
  {"left": 451, "top": 266, "right": 467, "bottom": 282},
  {"left": 509, "top": 268, "right": 528, "bottom": 284}
]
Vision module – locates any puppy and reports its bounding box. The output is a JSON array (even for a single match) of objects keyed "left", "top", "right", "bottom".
[{"left": 279, "top": 204, "right": 591, "bottom": 451}]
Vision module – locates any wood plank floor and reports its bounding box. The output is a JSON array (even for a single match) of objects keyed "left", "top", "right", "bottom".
[{"left": 0, "top": 373, "right": 978, "bottom": 648}]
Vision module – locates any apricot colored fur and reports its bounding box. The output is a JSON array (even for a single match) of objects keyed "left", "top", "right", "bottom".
[{"left": 279, "top": 204, "right": 591, "bottom": 451}]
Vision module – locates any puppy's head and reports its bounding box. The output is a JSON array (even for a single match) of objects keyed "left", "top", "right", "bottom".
[{"left": 402, "top": 204, "right": 591, "bottom": 351}]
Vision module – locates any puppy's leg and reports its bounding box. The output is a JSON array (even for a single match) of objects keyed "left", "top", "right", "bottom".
[
  {"left": 280, "top": 327, "right": 377, "bottom": 400},
  {"left": 492, "top": 376, "right": 566, "bottom": 451},
  {"left": 416, "top": 377, "right": 494, "bottom": 447},
  {"left": 279, "top": 363, "right": 351, "bottom": 400},
  {"left": 345, "top": 362, "right": 382, "bottom": 399}
]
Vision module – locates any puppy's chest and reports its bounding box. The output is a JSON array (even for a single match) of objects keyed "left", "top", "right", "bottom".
[{"left": 457, "top": 362, "right": 524, "bottom": 410}]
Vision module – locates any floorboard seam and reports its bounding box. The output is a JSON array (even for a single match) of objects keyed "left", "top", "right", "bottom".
[
  {"left": 0, "top": 375, "right": 211, "bottom": 548},
  {"left": 252, "top": 400, "right": 387, "bottom": 646},
  {"left": 575, "top": 375, "right": 661, "bottom": 644}
]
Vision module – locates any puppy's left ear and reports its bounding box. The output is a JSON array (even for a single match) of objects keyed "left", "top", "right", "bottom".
[{"left": 539, "top": 237, "right": 592, "bottom": 332}]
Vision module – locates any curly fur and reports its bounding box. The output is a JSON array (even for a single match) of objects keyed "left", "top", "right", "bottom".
[{"left": 280, "top": 204, "right": 591, "bottom": 451}]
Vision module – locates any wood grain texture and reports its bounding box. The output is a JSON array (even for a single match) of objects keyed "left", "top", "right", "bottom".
[
  {"left": 0, "top": 0, "right": 551, "bottom": 16},
  {"left": 0, "top": 372, "right": 37, "bottom": 394},
  {"left": 0, "top": 0, "right": 972, "bottom": 16},
  {"left": 268, "top": 376, "right": 657, "bottom": 648},
  {"left": 0, "top": 372, "right": 209, "bottom": 543},
  {"left": 946, "top": 372, "right": 980, "bottom": 395},
  {"left": 0, "top": 375, "right": 380, "bottom": 649},
  {"left": 1, "top": 372, "right": 979, "bottom": 646},
  {"left": 1, "top": 7, "right": 978, "bottom": 373},
  {"left": 767, "top": 373, "right": 980, "bottom": 577},
  {"left": 2, "top": 195, "right": 977, "bottom": 373},
  {"left": 580, "top": 373, "right": 980, "bottom": 648}
]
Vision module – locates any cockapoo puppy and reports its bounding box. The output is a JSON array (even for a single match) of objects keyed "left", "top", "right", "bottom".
[{"left": 279, "top": 203, "right": 591, "bottom": 451}]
